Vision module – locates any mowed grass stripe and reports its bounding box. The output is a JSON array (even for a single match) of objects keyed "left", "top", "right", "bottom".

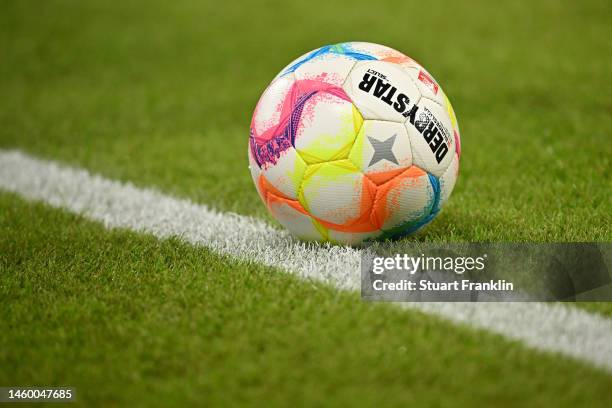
[{"left": 2, "top": 149, "right": 612, "bottom": 374}]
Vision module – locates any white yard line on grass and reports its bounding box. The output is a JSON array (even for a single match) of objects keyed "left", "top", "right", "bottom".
[{"left": 2, "top": 148, "right": 612, "bottom": 373}]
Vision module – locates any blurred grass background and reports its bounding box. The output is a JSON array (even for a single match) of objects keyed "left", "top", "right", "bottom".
[{"left": 0, "top": 0, "right": 610, "bottom": 241}]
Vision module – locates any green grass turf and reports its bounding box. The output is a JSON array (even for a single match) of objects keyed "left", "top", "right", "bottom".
[
  {"left": 1, "top": 0, "right": 612, "bottom": 400},
  {"left": 1, "top": 192, "right": 612, "bottom": 406},
  {"left": 1, "top": 0, "right": 610, "bottom": 317},
  {"left": 0, "top": 0, "right": 610, "bottom": 243}
]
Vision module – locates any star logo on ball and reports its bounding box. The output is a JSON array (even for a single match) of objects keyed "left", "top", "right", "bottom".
[{"left": 367, "top": 134, "right": 398, "bottom": 166}]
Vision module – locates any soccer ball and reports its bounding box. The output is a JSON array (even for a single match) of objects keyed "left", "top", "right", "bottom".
[{"left": 248, "top": 42, "right": 461, "bottom": 245}]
